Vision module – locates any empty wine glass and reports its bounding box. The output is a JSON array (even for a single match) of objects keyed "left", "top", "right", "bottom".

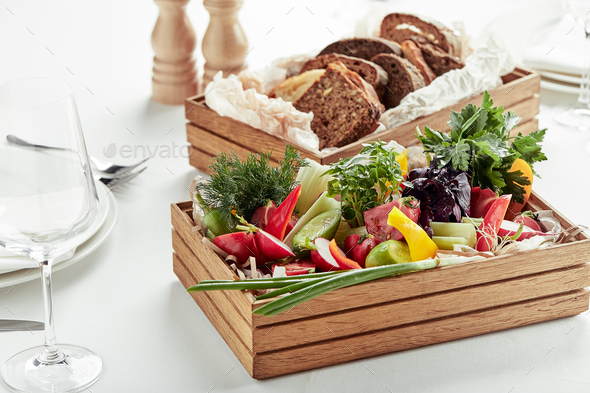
[
  {"left": 0, "top": 78, "right": 102, "bottom": 392},
  {"left": 554, "top": 0, "right": 590, "bottom": 130}
]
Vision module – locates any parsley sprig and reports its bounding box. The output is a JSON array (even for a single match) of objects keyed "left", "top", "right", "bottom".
[
  {"left": 198, "top": 146, "right": 308, "bottom": 224},
  {"left": 323, "top": 141, "right": 405, "bottom": 228},
  {"left": 416, "top": 91, "right": 547, "bottom": 204}
]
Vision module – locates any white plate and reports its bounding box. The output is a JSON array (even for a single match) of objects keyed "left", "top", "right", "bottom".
[
  {"left": 541, "top": 79, "right": 581, "bottom": 95},
  {"left": 0, "top": 182, "right": 117, "bottom": 288},
  {"left": 539, "top": 70, "right": 582, "bottom": 85}
]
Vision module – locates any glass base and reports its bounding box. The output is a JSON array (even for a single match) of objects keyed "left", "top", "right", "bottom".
[
  {"left": 2, "top": 345, "right": 102, "bottom": 393},
  {"left": 553, "top": 108, "right": 590, "bottom": 131}
]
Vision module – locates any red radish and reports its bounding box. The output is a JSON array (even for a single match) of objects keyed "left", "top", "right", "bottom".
[
  {"left": 251, "top": 201, "right": 277, "bottom": 230},
  {"left": 513, "top": 212, "right": 541, "bottom": 232},
  {"left": 344, "top": 234, "right": 361, "bottom": 258},
  {"left": 364, "top": 197, "right": 420, "bottom": 242},
  {"left": 213, "top": 232, "right": 256, "bottom": 264},
  {"left": 272, "top": 260, "right": 316, "bottom": 276},
  {"left": 251, "top": 236, "right": 268, "bottom": 264},
  {"left": 255, "top": 229, "right": 295, "bottom": 260},
  {"left": 476, "top": 194, "right": 512, "bottom": 252},
  {"left": 265, "top": 185, "right": 301, "bottom": 241},
  {"left": 470, "top": 187, "right": 498, "bottom": 218},
  {"left": 497, "top": 220, "right": 551, "bottom": 241},
  {"left": 310, "top": 238, "right": 341, "bottom": 272},
  {"left": 329, "top": 239, "right": 362, "bottom": 270}
]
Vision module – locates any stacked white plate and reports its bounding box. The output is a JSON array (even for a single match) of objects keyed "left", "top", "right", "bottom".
[
  {"left": 482, "top": 0, "right": 585, "bottom": 95},
  {"left": 0, "top": 181, "right": 117, "bottom": 288}
]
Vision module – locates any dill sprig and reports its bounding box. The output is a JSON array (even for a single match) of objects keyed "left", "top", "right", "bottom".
[{"left": 197, "top": 146, "right": 308, "bottom": 224}]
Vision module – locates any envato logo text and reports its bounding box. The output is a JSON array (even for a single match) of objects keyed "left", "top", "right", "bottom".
[{"left": 103, "top": 142, "right": 192, "bottom": 159}]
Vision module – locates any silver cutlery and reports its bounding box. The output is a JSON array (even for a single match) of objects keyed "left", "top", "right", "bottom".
[
  {"left": 100, "top": 166, "right": 147, "bottom": 188},
  {"left": 6, "top": 134, "right": 148, "bottom": 186},
  {"left": 0, "top": 319, "right": 44, "bottom": 332},
  {"left": 6, "top": 134, "right": 149, "bottom": 179}
]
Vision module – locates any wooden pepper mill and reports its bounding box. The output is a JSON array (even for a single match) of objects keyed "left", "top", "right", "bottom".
[
  {"left": 151, "top": 0, "right": 198, "bottom": 105},
  {"left": 202, "top": 0, "right": 249, "bottom": 87}
]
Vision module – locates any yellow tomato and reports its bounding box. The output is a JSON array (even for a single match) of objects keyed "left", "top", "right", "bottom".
[{"left": 506, "top": 158, "right": 533, "bottom": 219}]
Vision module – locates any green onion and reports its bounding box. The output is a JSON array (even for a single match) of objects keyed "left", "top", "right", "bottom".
[{"left": 255, "top": 277, "right": 329, "bottom": 300}]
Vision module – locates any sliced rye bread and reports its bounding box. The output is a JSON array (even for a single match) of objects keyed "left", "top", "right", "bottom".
[
  {"left": 370, "top": 53, "right": 425, "bottom": 109},
  {"left": 268, "top": 69, "right": 325, "bottom": 101},
  {"left": 299, "top": 54, "right": 388, "bottom": 100},
  {"left": 379, "top": 13, "right": 461, "bottom": 56},
  {"left": 411, "top": 36, "right": 464, "bottom": 76},
  {"left": 290, "top": 62, "right": 384, "bottom": 150},
  {"left": 318, "top": 38, "right": 402, "bottom": 62},
  {"left": 400, "top": 40, "right": 436, "bottom": 85}
]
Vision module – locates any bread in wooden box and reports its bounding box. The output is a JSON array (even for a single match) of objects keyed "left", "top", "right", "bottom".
[
  {"left": 318, "top": 37, "right": 402, "bottom": 61},
  {"left": 299, "top": 54, "right": 389, "bottom": 100},
  {"left": 380, "top": 12, "right": 461, "bottom": 56},
  {"left": 412, "top": 36, "right": 465, "bottom": 76},
  {"left": 271, "top": 61, "right": 384, "bottom": 150},
  {"left": 371, "top": 53, "right": 426, "bottom": 109},
  {"left": 400, "top": 40, "right": 436, "bottom": 85}
]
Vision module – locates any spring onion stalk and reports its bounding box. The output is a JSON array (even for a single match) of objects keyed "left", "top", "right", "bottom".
[
  {"left": 432, "top": 236, "right": 473, "bottom": 250},
  {"left": 255, "top": 277, "right": 329, "bottom": 300},
  {"left": 187, "top": 279, "right": 309, "bottom": 292},
  {"left": 199, "top": 270, "right": 346, "bottom": 284}
]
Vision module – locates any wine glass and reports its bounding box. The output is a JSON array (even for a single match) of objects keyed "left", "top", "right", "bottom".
[
  {"left": 554, "top": 0, "right": 590, "bottom": 130},
  {"left": 0, "top": 78, "right": 102, "bottom": 392}
]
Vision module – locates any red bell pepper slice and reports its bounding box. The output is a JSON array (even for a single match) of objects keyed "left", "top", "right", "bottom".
[
  {"left": 328, "top": 239, "right": 362, "bottom": 270},
  {"left": 476, "top": 194, "right": 512, "bottom": 252},
  {"left": 265, "top": 185, "right": 301, "bottom": 241}
]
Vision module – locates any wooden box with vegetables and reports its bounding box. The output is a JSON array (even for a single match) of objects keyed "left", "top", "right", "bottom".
[{"left": 172, "top": 94, "right": 590, "bottom": 380}]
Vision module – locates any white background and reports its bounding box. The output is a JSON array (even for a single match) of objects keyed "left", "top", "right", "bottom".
[{"left": 1, "top": 0, "right": 590, "bottom": 392}]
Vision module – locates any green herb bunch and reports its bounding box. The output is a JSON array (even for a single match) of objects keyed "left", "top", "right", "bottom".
[
  {"left": 198, "top": 146, "right": 308, "bottom": 223},
  {"left": 416, "top": 91, "right": 547, "bottom": 203},
  {"left": 323, "top": 141, "right": 405, "bottom": 228}
]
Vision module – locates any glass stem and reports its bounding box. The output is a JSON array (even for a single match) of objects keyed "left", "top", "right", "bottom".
[
  {"left": 38, "top": 260, "right": 65, "bottom": 364},
  {"left": 580, "top": 25, "right": 590, "bottom": 107}
]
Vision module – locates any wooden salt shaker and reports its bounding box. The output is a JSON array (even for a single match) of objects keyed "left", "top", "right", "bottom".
[
  {"left": 202, "top": 0, "right": 249, "bottom": 87},
  {"left": 151, "top": 0, "right": 198, "bottom": 105}
]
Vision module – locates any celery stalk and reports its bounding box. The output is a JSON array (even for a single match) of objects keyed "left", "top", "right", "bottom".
[
  {"left": 430, "top": 222, "right": 476, "bottom": 247},
  {"left": 432, "top": 236, "right": 472, "bottom": 250},
  {"left": 294, "top": 159, "right": 332, "bottom": 216}
]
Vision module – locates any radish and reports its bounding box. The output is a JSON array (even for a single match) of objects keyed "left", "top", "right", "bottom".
[
  {"left": 272, "top": 260, "right": 316, "bottom": 276},
  {"left": 255, "top": 229, "right": 295, "bottom": 260},
  {"left": 310, "top": 238, "right": 341, "bottom": 272},
  {"left": 497, "top": 220, "right": 551, "bottom": 241},
  {"left": 513, "top": 212, "right": 542, "bottom": 232}
]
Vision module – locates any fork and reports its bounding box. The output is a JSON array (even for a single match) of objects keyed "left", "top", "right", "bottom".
[
  {"left": 99, "top": 167, "right": 147, "bottom": 188},
  {"left": 6, "top": 135, "right": 149, "bottom": 178}
]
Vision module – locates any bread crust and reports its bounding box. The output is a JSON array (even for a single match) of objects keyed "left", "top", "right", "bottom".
[
  {"left": 318, "top": 38, "right": 402, "bottom": 61},
  {"left": 370, "top": 53, "right": 425, "bottom": 109},
  {"left": 400, "top": 40, "right": 436, "bottom": 84}
]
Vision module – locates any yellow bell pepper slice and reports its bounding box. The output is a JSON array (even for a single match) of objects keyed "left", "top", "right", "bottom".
[
  {"left": 395, "top": 148, "right": 409, "bottom": 177},
  {"left": 387, "top": 207, "right": 438, "bottom": 261}
]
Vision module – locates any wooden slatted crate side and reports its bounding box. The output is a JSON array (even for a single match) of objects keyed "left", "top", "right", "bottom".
[
  {"left": 171, "top": 203, "right": 256, "bottom": 323},
  {"left": 173, "top": 253, "right": 255, "bottom": 377},
  {"left": 252, "top": 263, "right": 590, "bottom": 353},
  {"left": 172, "top": 229, "right": 254, "bottom": 349},
  {"left": 252, "top": 289, "right": 589, "bottom": 380}
]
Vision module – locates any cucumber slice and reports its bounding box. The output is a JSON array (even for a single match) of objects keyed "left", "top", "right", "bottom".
[{"left": 292, "top": 209, "right": 341, "bottom": 256}]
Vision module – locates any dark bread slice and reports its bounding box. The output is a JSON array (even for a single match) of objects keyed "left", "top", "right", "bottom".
[
  {"left": 380, "top": 13, "right": 460, "bottom": 55},
  {"left": 370, "top": 53, "right": 425, "bottom": 109},
  {"left": 411, "top": 36, "right": 464, "bottom": 76},
  {"left": 299, "top": 54, "right": 388, "bottom": 100},
  {"left": 400, "top": 40, "right": 436, "bottom": 84},
  {"left": 293, "top": 62, "right": 384, "bottom": 150},
  {"left": 318, "top": 38, "right": 402, "bottom": 62}
]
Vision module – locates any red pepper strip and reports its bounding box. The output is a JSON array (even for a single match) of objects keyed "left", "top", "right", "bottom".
[
  {"left": 265, "top": 185, "right": 301, "bottom": 241},
  {"left": 476, "top": 194, "right": 512, "bottom": 252},
  {"left": 328, "top": 239, "right": 362, "bottom": 270},
  {"left": 213, "top": 232, "right": 256, "bottom": 264}
]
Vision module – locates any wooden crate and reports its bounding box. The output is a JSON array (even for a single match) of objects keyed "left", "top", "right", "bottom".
[
  {"left": 185, "top": 67, "right": 541, "bottom": 173},
  {"left": 171, "top": 192, "right": 590, "bottom": 379}
]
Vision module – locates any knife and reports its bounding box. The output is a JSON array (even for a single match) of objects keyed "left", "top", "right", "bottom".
[{"left": 0, "top": 319, "right": 44, "bottom": 331}]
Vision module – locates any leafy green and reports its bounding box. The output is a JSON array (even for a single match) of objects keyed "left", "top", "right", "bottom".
[
  {"left": 323, "top": 141, "right": 405, "bottom": 228},
  {"left": 197, "top": 146, "right": 308, "bottom": 224},
  {"left": 416, "top": 91, "right": 547, "bottom": 204}
]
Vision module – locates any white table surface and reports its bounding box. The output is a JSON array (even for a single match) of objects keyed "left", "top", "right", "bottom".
[{"left": 1, "top": 0, "right": 590, "bottom": 392}]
